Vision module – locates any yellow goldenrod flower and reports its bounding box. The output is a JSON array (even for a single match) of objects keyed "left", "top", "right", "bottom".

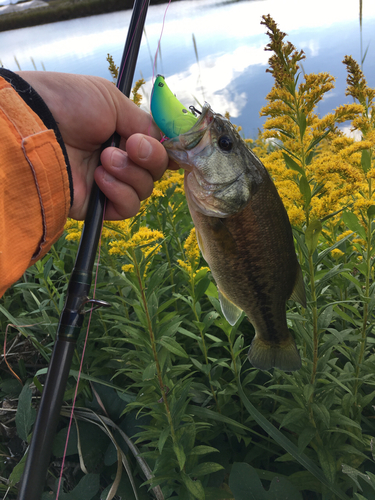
[
  {"left": 331, "top": 248, "right": 345, "bottom": 259},
  {"left": 178, "top": 228, "right": 210, "bottom": 277},
  {"left": 132, "top": 78, "right": 145, "bottom": 107},
  {"left": 155, "top": 170, "right": 185, "bottom": 195}
]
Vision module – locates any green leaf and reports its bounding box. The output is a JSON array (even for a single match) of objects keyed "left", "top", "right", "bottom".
[
  {"left": 279, "top": 408, "right": 306, "bottom": 429},
  {"left": 367, "top": 205, "right": 375, "bottom": 219},
  {"left": 276, "top": 128, "right": 296, "bottom": 140},
  {"left": 361, "top": 148, "right": 372, "bottom": 173},
  {"left": 43, "top": 256, "right": 53, "bottom": 281},
  {"left": 282, "top": 152, "right": 304, "bottom": 175},
  {"left": 158, "top": 426, "right": 170, "bottom": 454},
  {"left": 69, "top": 473, "right": 100, "bottom": 500},
  {"left": 299, "top": 111, "right": 307, "bottom": 140},
  {"left": 229, "top": 463, "right": 267, "bottom": 500},
  {"left": 190, "top": 462, "right": 224, "bottom": 477},
  {"left": 237, "top": 382, "right": 350, "bottom": 500},
  {"left": 305, "top": 220, "right": 322, "bottom": 255},
  {"left": 316, "top": 448, "right": 336, "bottom": 484},
  {"left": 306, "top": 150, "right": 315, "bottom": 166},
  {"left": 195, "top": 276, "right": 211, "bottom": 301},
  {"left": 142, "top": 362, "right": 156, "bottom": 380},
  {"left": 333, "top": 305, "right": 360, "bottom": 326},
  {"left": 311, "top": 403, "right": 330, "bottom": 430},
  {"left": 174, "top": 443, "right": 186, "bottom": 470},
  {"left": 342, "top": 211, "right": 367, "bottom": 240},
  {"left": 147, "top": 262, "right": 168, "bottom": 296},
  {"left": 8, "top": 450, "right": 27, "bottom": 486},
  {"left": 205, "top": 282, "right": 218, "bottom": 299},
  {"left": 298, "top": 427, "right": 316, "bottom": 453},
  {"left": 15, "top": 384, "right": 36, "bottom": 442},
  {"left": 53, "top": 425, "right": 78, "bottom": 457},
  {"left": 268, "top": 474, "right": 303, "bottom": 499},
  {"left": 190, "top": 445, "right": 220, "bottom": 456},
  {"left": 188, "top": 405, "right": 250, "bottom": 432},
  {"left": 316, "top": 231, "right": 353, "bottom": 265},
  {"left": 181, "top": 472, "right": 205, "bottom": 500},
  {"left": 159, "top": 336, "right": 188, "bottom": 358},
  {"left": 306, "top": 129, "right": 331, "bottom": 153},
  {"left": 299, "top": 176, "right": 311, "bottom": 208}
]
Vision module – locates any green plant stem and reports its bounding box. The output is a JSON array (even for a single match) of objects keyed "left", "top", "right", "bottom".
[
  {"left": 131, "top": 249, "right": 178, "bottom": 447},
  {"left": 309, "top": 253, "right": 319, "bottom": 387},
  {"left": 167, "top": 209, "right": 185, "bottom": 257},
  {"left": 155, "top": 211, "right": 176, "bottom": 293},
  {"left": 354, "top": 214, "right": 372, "bottom": 396},
  {"left": 190, "top": 273, "right": 220, "bottom": 410}
]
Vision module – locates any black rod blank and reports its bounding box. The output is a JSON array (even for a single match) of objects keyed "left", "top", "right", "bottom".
[{"left": 17, "top": 2, "right": 150, "bottom": 499}]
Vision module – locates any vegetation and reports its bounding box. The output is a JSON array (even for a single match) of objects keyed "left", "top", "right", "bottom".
[
  {"left": 2, "top": 14, "right": 375, "bottom": 500},
  {"left": 0, "top": 0, "right": 176, "bottom": 33}
]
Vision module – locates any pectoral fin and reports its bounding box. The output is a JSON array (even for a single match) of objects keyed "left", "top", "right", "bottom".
[
  {"left": 218, "top": 287, "right": 243, "bottom": 326},
  {"left": 195, "top": 228, "right": 206, "bottom": 260},
  {"left": 289, "top": 265, "right": 306, "bottom": 308}
]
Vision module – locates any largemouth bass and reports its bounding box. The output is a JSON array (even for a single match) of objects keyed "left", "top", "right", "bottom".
[{"left": 163, "top": 103, "right": 306, "bottom": 372}]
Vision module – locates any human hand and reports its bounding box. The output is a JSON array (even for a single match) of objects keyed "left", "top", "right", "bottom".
[{"left": 18, "top": 71, "right": 170, "bottom": 220}]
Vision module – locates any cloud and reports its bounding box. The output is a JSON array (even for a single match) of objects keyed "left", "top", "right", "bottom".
[
  {"left": 340, "top": 126, "right": 362, "bottom": 141},
  {"left": 142, "top": 45, "right": 268, "bottom": 119},
  {"left": 300, "top": 39, "right": 320, "bottom": 58}
]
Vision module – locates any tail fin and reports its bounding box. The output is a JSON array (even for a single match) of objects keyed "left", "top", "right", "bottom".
[{"left": 248, "top": 336, "right": 301, "bottom": 372}]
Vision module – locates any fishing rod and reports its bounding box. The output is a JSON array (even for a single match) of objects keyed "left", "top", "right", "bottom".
[{"left": 17, "top": 1, "right": 150, "bottom": 499}]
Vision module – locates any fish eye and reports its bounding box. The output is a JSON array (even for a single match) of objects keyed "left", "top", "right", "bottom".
[{"left": 218, "top": 135, "right": 233, "bottom": 152}]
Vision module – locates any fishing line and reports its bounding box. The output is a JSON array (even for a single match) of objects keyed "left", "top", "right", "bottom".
[
  {"left": 152, "top": 0, "right": 172, "bottom": 85},
  {"left": 149, "top": 0, "right": 172, "bottom": 137},
  {"left": 117, "top": 0, "right": 150, "bottom": 88},
  {"left": 56, "top": 1, "right": 172, "bottom": 495}
]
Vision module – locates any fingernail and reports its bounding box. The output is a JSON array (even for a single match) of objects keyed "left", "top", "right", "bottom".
[
  {"left": 111, "top": 150, "right": 127, "bottom": 169},
  {"left": 138, "top": 137, "right": 152, "bottom": 160}
]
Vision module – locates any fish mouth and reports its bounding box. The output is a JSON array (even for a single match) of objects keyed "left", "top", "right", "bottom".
[{"left": 163, "top": 103, "right": 214, "bottom": 172}]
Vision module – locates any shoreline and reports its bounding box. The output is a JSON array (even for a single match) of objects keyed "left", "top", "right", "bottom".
[{"left": 0, "top": 0, "right": 174, "bottom": 33}]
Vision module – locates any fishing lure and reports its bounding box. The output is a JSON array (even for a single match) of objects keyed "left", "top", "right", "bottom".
[{"left": 151, "top": 74, "right": 197, "bottom": 138}]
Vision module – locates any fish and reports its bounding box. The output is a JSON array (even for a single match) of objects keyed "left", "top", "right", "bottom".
[{"left": 163, "top": 103, "right": 306, "bottom": 372}]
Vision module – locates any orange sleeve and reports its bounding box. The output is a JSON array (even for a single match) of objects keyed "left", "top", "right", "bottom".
[{"left": 0, "top": 76, "right": 70, "bottom": 298}]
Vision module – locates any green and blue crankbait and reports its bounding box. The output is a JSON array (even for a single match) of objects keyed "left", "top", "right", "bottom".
[{"left": 151, "top": 74, "right": 198, "bottom": 138}]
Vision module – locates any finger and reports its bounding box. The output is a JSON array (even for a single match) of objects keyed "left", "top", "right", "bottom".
[
  {"left": 110, "top": 85, "right": 163, "bottom": 140},
  {"left": 94, "top": 165, "right": 143, "bottom": 220},
  {"left": 100, "top": 149, "right": 155, "bottom": 200},
  {"left": 122, "top": 134, "right": 169, "bottom": 181}
]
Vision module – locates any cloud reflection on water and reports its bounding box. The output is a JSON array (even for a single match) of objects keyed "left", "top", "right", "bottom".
[{"left": 0, "top": 0, "right": 375, "bottom": 136}]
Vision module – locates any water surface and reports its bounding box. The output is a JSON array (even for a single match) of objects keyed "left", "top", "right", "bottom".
[{"left": 1, "top": 0, "right": 375, "bottom": 137}]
